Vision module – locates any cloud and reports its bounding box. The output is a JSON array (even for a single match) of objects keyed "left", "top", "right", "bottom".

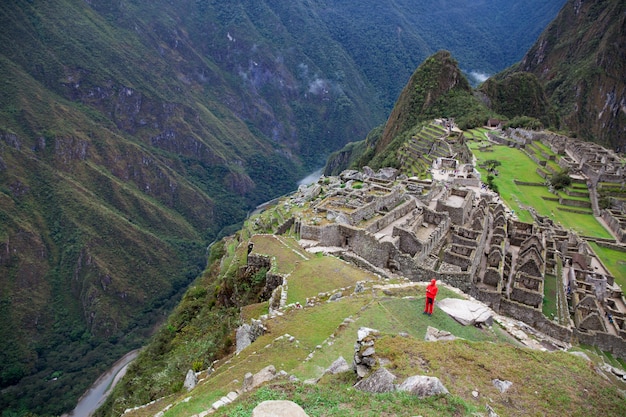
[
  {"left": 308, "top": 78, "right": 328, "bottom": 95},
  {"left": 467, "top": 70, "right": 490, "bottom": 85}
]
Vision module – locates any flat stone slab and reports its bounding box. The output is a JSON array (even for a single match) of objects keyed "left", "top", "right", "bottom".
[
  {"left": 437, "top": 298, "right": 493, "bottom": 326},
  {"left": 252, "top": 400, "right": 309, "bottom": 417}
]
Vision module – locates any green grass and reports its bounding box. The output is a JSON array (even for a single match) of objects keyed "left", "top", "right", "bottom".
[
  {"left": 588, "top": 243, "right": 626, "bottom": 289},
  {"left": 543, "top": 274, "right": 558, "bottom": 319},
  {"left": 468, "top": 142, "right": 612, "bottom": 238},
  {"left": 251, "top": 235, "right": 311, "bottom": 275},
  {"left": 286, "top": 255, "right": 377, "bottom": 305},
  {"left": 213, "top": 380, "right": 475, "bottom": 417}
]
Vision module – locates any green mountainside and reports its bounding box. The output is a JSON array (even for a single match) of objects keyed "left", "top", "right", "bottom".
[
  {"left": 488, "top": 0, "right": 626, "bottom": 151},
  {"left": 325, "top": 51, "right": 498, "bottom": 174},
  {"left": 0, "top": 0, "right": 570, "bottom": 415}
]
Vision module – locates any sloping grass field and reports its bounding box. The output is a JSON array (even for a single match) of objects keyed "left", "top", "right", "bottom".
[{"left": 121, "top": 236, "right": 626, "bottom": 417}]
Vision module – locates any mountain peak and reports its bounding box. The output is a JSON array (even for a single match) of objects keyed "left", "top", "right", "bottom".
[{"left": 377, "top": 51, "right": 470, "bottom": 153}]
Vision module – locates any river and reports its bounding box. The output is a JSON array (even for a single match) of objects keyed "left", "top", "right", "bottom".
[
  {"left": 298, "top": 167, "right": 324, "bottom": 186},
  {"left": 63, "top": 349, "right": 141, "bottom": 417}
]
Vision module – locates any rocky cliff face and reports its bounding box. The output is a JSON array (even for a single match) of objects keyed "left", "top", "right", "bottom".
[{"left": 516, "top": 0, "right": 626, "bottom": 151}]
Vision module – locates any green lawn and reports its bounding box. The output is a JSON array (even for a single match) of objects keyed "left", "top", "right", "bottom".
[
  {"left": 468, "top": 141, "right": 612, "bottom": 238},
  {"left": 589, "top": 242, "right": 626, "bottom": 289},
  {"left": 543, "top": 274, "right": 558, "bottom": 319}
]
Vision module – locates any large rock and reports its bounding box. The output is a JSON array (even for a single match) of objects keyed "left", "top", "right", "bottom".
[
  {"left": 354, "top": 367, "right": 397, "bottom": 393},
  {"left": 236, "top": 319, "right": 266, "bottom": 353},
  {"left": 425, "top": 326, "right": 456, "bottom": 342},
  {"left": 252, "top": 400, "right": 309, "bottom": 417},
  {"left": 492, "top": 379, "right": 513, "bottom": 393},
  {"left": 243, "top": 365, "right": 277, "bottom": 392},
  {"left": 397, "top": 375, "right": 449, "bottom": 397},
  {"left": 436, "top": 298, "right": 493, "bottom": 326},
  {"left": 183, "top": 369, "right": 198, "bottom": 391},
  {"left": 326, "top": 356, "right": 351, "bottom": 375}
]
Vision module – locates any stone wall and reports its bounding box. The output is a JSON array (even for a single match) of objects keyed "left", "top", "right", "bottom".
[
  {"left": 500, "top": 298, "right": 573, "bottom": 342},
  {"left": 471, "top": 287, "right": 502, "bottom": 311},
  {"left": 513, "top": 180, "right": 545, "bottom": 186},
  {"left": 352, "top": 230, "right": 395, "bottom": 268},
  {"left": 393, "top": 226, "right": 422, "bottom": 256},
  {"left": 601, "top": 210, "right": 626, "bottom": 243},
  {"left": 443, "top": 250, "right": 472, "bottom": 270},
  {"left": 413, "top": 216, "right": 450, "bottom": 263},
  {"left": 483, "top": 267, "right": 502, "bottom": 286},
  {"left": 559, "top": 197, "right": 592, "bottom": 208},
  {"left": 575, "top": 329, "right": 626, "bottom": 360},
  {"left": 510, "top": 285, "right": 543, "bottom": 308},
  {"left": 452, "top": 234, "right": 478, "bottom": 247},
  {"left": 247, "top": 253, "right": 272, "bottom": 271},
  {"left": 436, "top": 188, "right": 473, "bottom": 225},
  {"left": 452, "top": 177, "right": 481, "bottom": 188},
  {"left": 276, "top": 217, "right": 295, "bottom": 235},
  {"left": 300, "top": 223, "right": 344, "bottom": 246},
  {"left": 366, "top": 199, "right": 416, "bottom": 234},
  {"left": 348, "top": 187, "right": 405, "bottom": 224}
]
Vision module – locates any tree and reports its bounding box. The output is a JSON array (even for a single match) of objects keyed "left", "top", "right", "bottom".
[
  {"left": 485, "top": 159, "right": 501, "bottom": 174},
  {"left": 550, "top": 169, "right": 571, "bottom": 191}
]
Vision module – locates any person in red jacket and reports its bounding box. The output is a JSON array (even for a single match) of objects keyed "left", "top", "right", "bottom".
[{"left": 424, "top": 279, "right": 438, "bottom": 316}]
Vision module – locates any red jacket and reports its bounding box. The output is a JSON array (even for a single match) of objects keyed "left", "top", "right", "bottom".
[{"left": 426, "top": 279, "right": 438, "bottom": 299}]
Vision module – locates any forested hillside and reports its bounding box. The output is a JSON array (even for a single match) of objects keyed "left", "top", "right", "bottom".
[
  {"left": 488, "top": 0, "right": 626, "bottom": 150},
  {"left": 0, "top": 1, "right": 567, "bottom": 414}
]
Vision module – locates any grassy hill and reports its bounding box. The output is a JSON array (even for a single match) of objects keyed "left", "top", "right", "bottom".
[{"left": 101, "top": 232, "right": 626, "bottom": 417}]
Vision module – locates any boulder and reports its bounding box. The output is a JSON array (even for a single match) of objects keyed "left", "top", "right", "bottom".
[
  {"left": 252, "top": 400, "right": 309, "bottom": 417},
  {"left": 357, "top": 327, "right": 379, "bottom": 342},
  {"left": 492, "top": 379, "right": 513, "bottom": 393},
  {"left": 397, "top": 375, "right": 449, "bottom": 397},
  {"left": 326, "top": 356, "right": 350, "bottom": 375},
  {"left": 425, "top": 326, "right": 456, "bottom": 342},
  {"left": 236, "top": 319, "right": 266, "bottom": 353},
  {"left": 436, "top": 298, "right": 493, "bottom": 326},
  {"left": 243, "top": 365, "right": 277, "bottom": 392},
  {"left": 183, "top": 369, "right": 198, "bottom": 391},
  {"left": 354, "top": 367, "right": 397, "bottom": 393}
]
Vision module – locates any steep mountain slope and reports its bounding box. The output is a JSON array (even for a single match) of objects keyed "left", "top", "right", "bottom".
[
  {"left": 377, "top": 51, "right": 473, "bottom": 153},
  {"left": 493, "top": 0, "right": 626, "bottom": 150},
  {"left": 325, "top": 51, "right": 495, "bottom": 174},
  {"left": 0, "top": 1, "right": 570, "bottom": 415},
  {"left": 479, "top": 72, "right": 557, "bottom": 128}
]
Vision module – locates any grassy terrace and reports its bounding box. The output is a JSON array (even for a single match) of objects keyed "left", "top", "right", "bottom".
[
  {"left": 589, "top": 242, "right": 626, "bottom": 290},
  {"left": 467, "top": 139, "right": 612, "bottom": 239}
]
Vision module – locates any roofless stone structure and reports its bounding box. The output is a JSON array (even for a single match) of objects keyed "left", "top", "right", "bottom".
[{"left": 249, "top": 126, "right": 626, "bottom": 359}]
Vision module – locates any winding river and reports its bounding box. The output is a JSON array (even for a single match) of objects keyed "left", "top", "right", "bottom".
[{"left": 64, "top": 349, "right": 141, "bottom": 417}]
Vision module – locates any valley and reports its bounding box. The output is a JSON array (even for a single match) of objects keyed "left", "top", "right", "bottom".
[{"left": 1, "top": 0, "right": 623, "bottom": 415}]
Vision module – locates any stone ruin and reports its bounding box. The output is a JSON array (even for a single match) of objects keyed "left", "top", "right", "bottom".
[{"left": 251, "top": 128, "right": 626, "bottom": 359}]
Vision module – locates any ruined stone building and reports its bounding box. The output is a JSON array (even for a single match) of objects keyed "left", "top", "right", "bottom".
[{"left": 256, "top": 125, "right": 626, "bottom": 358}]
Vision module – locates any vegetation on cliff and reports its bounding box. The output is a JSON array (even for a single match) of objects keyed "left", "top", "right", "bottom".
[
  {"left": 512, "top": 0, "right": 626, "bottom": 150},
  {"left": 479, "top": 72, "right": 557, "bottom": 128}
]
